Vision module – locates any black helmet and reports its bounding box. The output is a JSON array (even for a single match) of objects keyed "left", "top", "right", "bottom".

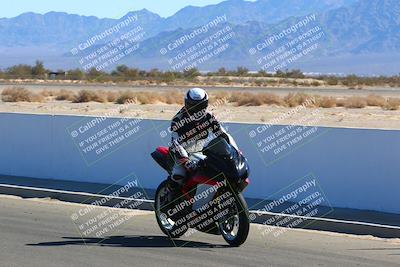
[{"left": 184, "top": 88, "right": 209, "bottom": 115}]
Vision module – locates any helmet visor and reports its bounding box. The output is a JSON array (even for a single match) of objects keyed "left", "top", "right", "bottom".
[{"left": 185, "top": 99, "right": 208, "bottom": 115}]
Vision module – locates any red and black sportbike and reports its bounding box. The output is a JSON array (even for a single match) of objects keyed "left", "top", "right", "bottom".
[{"left": 151, "top": 136, "right": 251, "bottom": 247}]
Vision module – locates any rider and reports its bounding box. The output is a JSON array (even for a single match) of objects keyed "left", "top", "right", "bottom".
[{"left": 169, "top": 87, "right": 239, "bottom": 187}]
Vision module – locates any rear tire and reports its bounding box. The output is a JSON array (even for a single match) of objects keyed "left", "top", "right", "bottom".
[{"left": 155, "top": 180, "right": 187, "bottom": 239}]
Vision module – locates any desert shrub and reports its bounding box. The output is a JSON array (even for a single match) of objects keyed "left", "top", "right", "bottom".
[
  {"left": 217, "top": 77, "right": 231, "bottom": 84},
  {"left": 336, "top": 98, "right": 347, "bottom": 107},
  {"left": 311, "top": 81, "right": 320, "bottom": 87},
  {"left": 254, "top": 80, "right": 263, "bottom": 86},
  {"left": 115, "top": 91, "right": 169, "bottom": 105},
  {"left": 384, "top": 98, "right": 400, "bottom": 110},
  {"left": 259, "top": 93, "right": 284, "bottom": 106},
  {"left": 164, "top": 91, "right": 184, "bottom": 105},
  {"left": 344, "top": 97, "right": 367, "bottom": 108},
  {"left": 326, "top": 77, "right": 339, "bottom": 86},
  {"left": 210, "top": 92, "right": 229, "bottom": 103},
  {"left": 228, "top": 93, "right": 258, "bottom": 106},
  {"left": 40, "top": 90, "right": 55, "bottom": 97},
  {"left": 283, "top": 93, "right": 314, "bottom": 107},
  {"left": 116, "top": 91, "right": 137, "bottom": 104},
  {"left": 55, "top": 89, "right": 76, "bottom": 101},
  {"left": 365, "top": 94, "right": 386, "bottom": 107},
  {"left": 342, "top": 75, "right": 359, "bottom": 87},
  {"left": 228, "top": 92, "right": 243, "bottom": 104},
  {"left": 317, "top": 96, "right": 337, "bottom": 108},
  {"left": 106, "top": 91, "right": 119, "bottom": 102},
  {"left": 237, "top": 95, "right": 263, "bottom": 106},
  {"left": 134, "top": 92, "right": 162, "bottom": 104},
  {"left": 1, "top": 87, "right": 44, "bottom": 102},
  {"left": 73, "top": 90, "right": 107, "bottom": 103},
  {"left": 115, "top": 91, "right": 183, "bottom": 105},
  {"left": 228, "top": 92, "right": 284, "bottom": 106}
]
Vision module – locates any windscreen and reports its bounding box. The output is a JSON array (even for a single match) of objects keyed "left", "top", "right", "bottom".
[{"left": 204, "top": 137, "right": 232, "bottom": 156}]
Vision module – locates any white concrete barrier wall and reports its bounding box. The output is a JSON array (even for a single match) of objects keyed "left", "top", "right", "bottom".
[{"left": 0, "top": 113, "right": 399, "bottom": 214}]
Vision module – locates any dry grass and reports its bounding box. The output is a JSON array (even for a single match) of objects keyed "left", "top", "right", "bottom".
[
  {"left": 259, "top": 93, "right": 285, "bottom": 106},
  {"left": 73, "top": 90, "right": 107, "bottom": 103},
  {"left": 1, "top": 87, "right": 44, "bottom": 102},
  {"left": 55, "top": 89, "right": 76, "bottom": 101},
  {"left": 336, "top": 98, "right": 347, "bottom": 107},
  {"left": 115, "top": 91, "right": 136, "bottom": 104},
  {"left": 229, "top": 92, "right": 263, "bottom": 106},
  {"left": 2, "top": 88, "right": 400, "bottom": 111},
  {"left": 135, "top": 92, "right": 162, "bottom": 104},
  {"left": 344, "top": 97, "right": 367, "bottom": 109},
  {"left": 227, "top": 92, "right": 284, "bottom": 106},
  {"left": 104, "top": 91, "right": 118, "bottom": 102},
  {"left": 115, "top": 91, "right": 183, "bottom": 105},
  {"left": 317, "top": 96, "right": 337, "bottom": 108},
  {"left": 283, "top": 93, "right": 314, "bottom": 107},
  {"left": 164, "top": 91, "right": 184, "bottom": 105},
  {"left": 210, "top": 92, "right": 229, "bottom": 103},
  {"left": 366, "top": 94, "right": 386, "bottom": 107},
  {"left": 40, "top": 90, "right": 56, "bottom": 97},
  {"left": 384, "top": 98, "right": 400, "bottom": 110}
]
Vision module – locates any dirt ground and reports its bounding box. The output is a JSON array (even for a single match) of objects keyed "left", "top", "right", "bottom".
[{"left": 0, "top": 83, "right": 399, "bottom": 130}]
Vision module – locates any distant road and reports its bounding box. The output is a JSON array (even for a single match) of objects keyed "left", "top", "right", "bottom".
[
  {"left": 1, "top": 82, "right": 399, "bottom": 97},
  {"left": 1, "top": 195, "right": 399, "bottom": 267}
]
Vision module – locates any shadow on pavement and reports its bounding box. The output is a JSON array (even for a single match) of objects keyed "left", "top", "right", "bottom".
[
  {"left": 349, "top": 248, "right": 400, "bottom": 251},
  {"left": 349, "top": 247, "right": 400, "bottom": 256},
  {"left": 27, "top": 235, "right": 229, "bottom": 248}
]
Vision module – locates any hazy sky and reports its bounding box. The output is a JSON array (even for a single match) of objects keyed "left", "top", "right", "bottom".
[{"left": 0, "top": 0, "right": 252, "bottom": 19}]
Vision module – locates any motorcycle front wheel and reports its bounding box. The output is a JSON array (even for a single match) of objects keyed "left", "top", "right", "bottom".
[
  {"left": 154, "top": 180, "right": 187, "bottom": 239},
  {"left": 218, "top": 192, "right": 250, "bottom": 247}
]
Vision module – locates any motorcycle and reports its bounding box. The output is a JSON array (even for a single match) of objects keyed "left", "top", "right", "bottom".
[{"left": 151, "top": 136, "right": 251, "bottom": 247}]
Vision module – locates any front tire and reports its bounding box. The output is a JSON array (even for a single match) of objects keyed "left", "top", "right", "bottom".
[
  {"left": 219, "top": 192, "right": 250, "bottom": 247},
  {"left": 154, "top": 180, "right": 187, "bottom": 239}
]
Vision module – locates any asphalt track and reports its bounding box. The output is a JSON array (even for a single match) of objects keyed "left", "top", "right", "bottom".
[{"left": 0, "top": 195, "right": 399, "bottom": 267}]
